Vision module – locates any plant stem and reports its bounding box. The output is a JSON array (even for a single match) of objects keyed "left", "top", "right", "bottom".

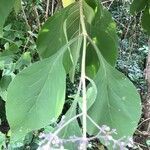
[
  {"left": 21, "top": 1, "right": 31, "bottom": 30},
  {"left": 79, "top": 0, "right": 88, "bottom": 149},
  {"left": 51, "top": 0, "right": 55, "bottom": 16},
  {"left": 33, "top": 4, "right": 41, "bottom": 30},
  {"left": 45, "top": 0, "right": 50, "bottom": 19}
]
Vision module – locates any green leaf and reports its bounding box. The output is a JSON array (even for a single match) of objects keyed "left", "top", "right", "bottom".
[
  {"left": 69, "top": 36, "right": 82, "bottom": 82},
  {"left": 37, "top": 3, "right": 84, "bottom": 58},
  {"left": 86, "top": 1, "right": 118, "bottom": 78},
  {"left": 15, "top": 52, "right": 31, "bottom": 70},
  {"left": 0, "top": 43, "right": 18, "bottom": 71},
  {"left": 37, "top": 2, "right": 94, "bottom": 75},
  {"left": 141, "top": 7, "right": 150, "bottom": 35},
  {"left": 88, "top": 57, "right": 141, "bottom": 141},
  {"left": 78, "top": 78, "right": 97, "bottom": 110},
  {"left": 14, "top": 0, "right": 22, "bottom": 14},
  {"left": 92, "top": 9, "right": 118, "bottom": 65},
  {"left": 39, "top": 1, "right": 114, "bottom": 79},
  {"left": 130, "top": 0, "right": 147, "bottom": 15},
  {"left": 0, "top": 76, "right": 12, "bottom": 91},
  {"left": 0, "top": 0, "right": 15, "bottom": 36},
  {"left": 6, "top": 53, "right": 66, "bottom": 140},
  {"left": 0, "top": 75, "right": 12, "bottom": 101},
  {"left": 59, "top": 100, "right": 81, "bottom": 149},
  {"left": 37, "top": 0, "right": 118, "bottom": 79}
]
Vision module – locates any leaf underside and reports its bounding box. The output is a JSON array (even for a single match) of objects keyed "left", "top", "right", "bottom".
[
  {"left": 88, "top": 58, "right": 141, "bottom": 140},
  {"left": 6, "top": 53, "right": 66, "bottom": 140}
]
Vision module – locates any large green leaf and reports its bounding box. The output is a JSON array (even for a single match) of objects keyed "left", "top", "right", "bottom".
[
  {"left": 88, "top": 57, "right": 141, "bottom": 141},
  {"left": 0, "top": 0, "right": 15, "bottom": 36},
  {"left": 6, "top": 53, "right": 66, "bottom": 140},
  {"left": 130, "top": 0, "right": 147, "bottom": 15},
  {"left": 141, "top": 7, "right": 150, "bottom": 35}
]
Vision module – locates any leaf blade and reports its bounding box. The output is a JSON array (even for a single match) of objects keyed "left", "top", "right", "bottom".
[
  {"left": 6, "top": 53, "right": 66, "bottom": 140},
  {"left": 88, "top": 59, "right": 142, "bottom": 140}
]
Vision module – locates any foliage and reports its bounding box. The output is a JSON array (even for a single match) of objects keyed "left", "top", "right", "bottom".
[
  {"left": 130, "top": 0, "right": 150, "bottom": 35},
  {"left": 0, "top": 0, "right": 149, "bottom": 149},
  {"left": 7, "top": 53, "right": 66, "bottom": 140}
]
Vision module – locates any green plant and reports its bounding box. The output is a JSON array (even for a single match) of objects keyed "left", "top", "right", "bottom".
[
  {"left": 1, "top": 0, "right": 149, "bottom": 149},
  {"left": 130, "top": 0, "right": 150, "bottom": 35}
]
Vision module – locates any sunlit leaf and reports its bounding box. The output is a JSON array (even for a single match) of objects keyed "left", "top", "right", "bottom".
[
  {"left": 6, "top": 53, "right": 66, "bottom": 140},
  {"left": 62, "top": 0, "right": 75, "bottom": 7},
  {"left": 88, "top": 56, "right": 142, "bottom": 141}
]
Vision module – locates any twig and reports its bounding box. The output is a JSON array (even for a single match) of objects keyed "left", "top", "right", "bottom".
[
  {"left": 108, "top": 0, "right": 115, "bottom": 9},
  {"left": 79, "top": 0, "right": 88, "bottom": 149},
  {"left": 33, "top": 4, "right": 41, "bottom": 30},
  {"left": 21, "top": 1, "right": 31, "bottom": 30},
  {"left": 51, "top": 0, "right": 55, "bottom": 16},
  {"left": 137, "top": 118, "right": 150, "bottom": 128},
  {"left": 102, "top": 0, "right": 113, "bottom": 4},
  {"left": 134, "top": 142, "right": 148, "bottom": 148},
  {"left": 45, "top": 0, "right": 50, "bottom": 19}
]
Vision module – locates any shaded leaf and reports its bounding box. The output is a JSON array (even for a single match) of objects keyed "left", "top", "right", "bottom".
[
  {"left": 0, "top": 75, "right": 12, "bottom": 101},
  {"left": 86, "top": 1, "right": 118, "bottom": 78},
  {"left": 130, "top": 0, "right": 147, "bottom": 15},
  {"left": 141, "top": 7, "right": 150, "bottom": 35}
]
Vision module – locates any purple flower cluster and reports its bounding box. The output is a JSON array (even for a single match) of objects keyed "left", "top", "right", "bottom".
[
  {"left": 38, "top": 133, "right": 64, "bottom": 149},
  {"left": 38, "top": 124, "right": 135, "bottom": 150},
  {"left": 97, "top": 125, "right": 134, "bottom": 149}
]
